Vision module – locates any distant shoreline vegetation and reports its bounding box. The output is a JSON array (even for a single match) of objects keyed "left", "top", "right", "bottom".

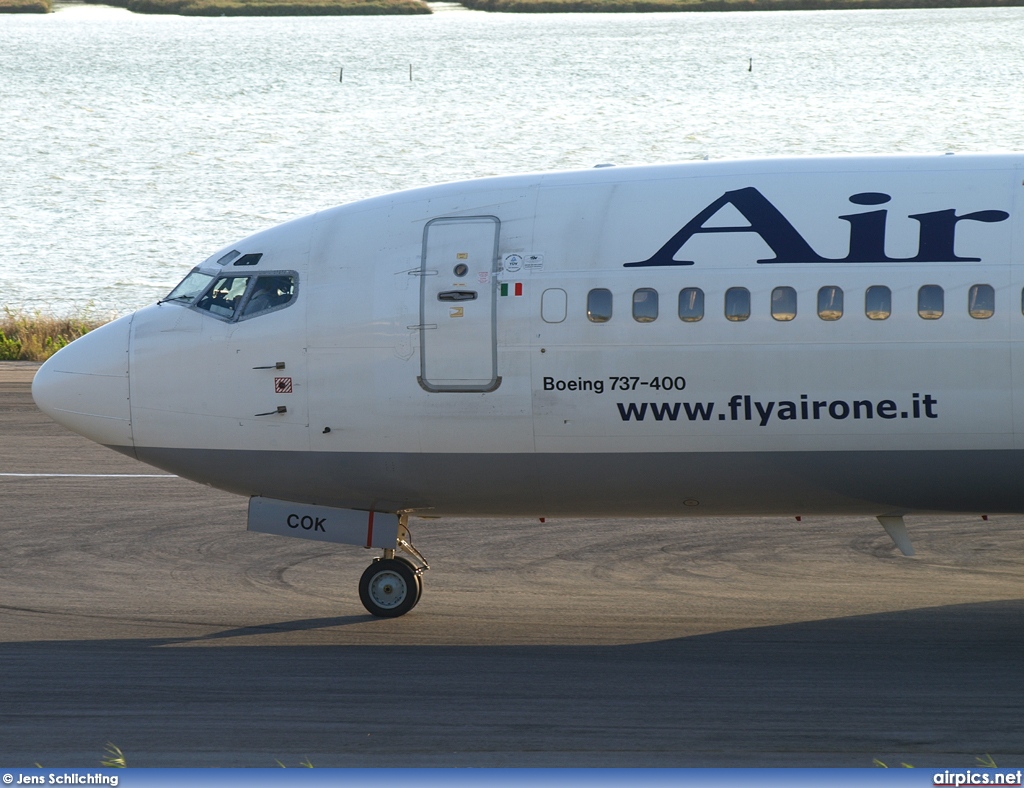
[
  {"left": 0, "top": 0, "right": 432, "bottom": 12},
  {"left": 0, "top": 0, "right": 50, "bottom": 12},
  {"left": 81, "top": 0, "right": 431, "bottom": 12},
  {"left": 6, "top": 0, "right": 1024, "bottom": 20}
]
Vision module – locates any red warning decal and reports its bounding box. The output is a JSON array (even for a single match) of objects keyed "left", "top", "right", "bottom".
[{"left": 274, "top": 377, "right": 293, "bottom": 394}]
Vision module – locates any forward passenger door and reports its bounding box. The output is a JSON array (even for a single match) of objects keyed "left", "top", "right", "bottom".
[{"left": 417, "top": 216, "right": 501, "bottom": 392}]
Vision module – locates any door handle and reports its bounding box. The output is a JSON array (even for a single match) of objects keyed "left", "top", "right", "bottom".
[{"left": 437, "top": 290, "right": 478, "bottom": 302}]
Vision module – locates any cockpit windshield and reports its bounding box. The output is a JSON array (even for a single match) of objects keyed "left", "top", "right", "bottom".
[
  {"left": 195, "top": 276, "right": 251, "bottom": 319},
  {"left": 162, "top": 270, "right": 214, "bottom": 305},
  {"left": 162, "top": 268, "right": 298, "bottom": 322}
]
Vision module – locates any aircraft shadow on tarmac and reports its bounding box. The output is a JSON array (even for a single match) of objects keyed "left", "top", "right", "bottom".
[
  {"left": 1, "top": 599, "right": 1022, "bottom": 768},
  {"left": 170, "top": 615, "right": 370, "bottom": 643}
]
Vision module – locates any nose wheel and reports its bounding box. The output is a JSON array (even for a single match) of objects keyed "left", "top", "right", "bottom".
[
  {"left": 358, "top": 558, "right": 422, "bottom": 617},
  {"left": 358, "top": 518, "right": 429, "bottom": 618}
]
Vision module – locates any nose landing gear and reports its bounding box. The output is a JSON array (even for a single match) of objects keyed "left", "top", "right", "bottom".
[{"left": 358, "top": 517, "right": 430, "bottom": 618}]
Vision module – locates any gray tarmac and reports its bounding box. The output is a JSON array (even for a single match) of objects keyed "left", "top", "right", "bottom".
[{"left": 2, "top": 362, "right": 1024, "bottom": 767}]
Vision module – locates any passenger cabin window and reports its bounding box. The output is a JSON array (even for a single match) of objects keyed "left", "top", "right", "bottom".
[
  {"left": 865, "top": 286, "right": 891, "bottom": 320},
  {"left": 587, "top": 288, "right": 612, "bottom": 323},
  {"left": 195, "top": 276, "right": 250, "bottom": 319},
  {"left": 678, "top": 288, "right": 704, "bottom": 322},
  {"left": 918, "top": 285, "right": 944, "bottom": 319},
  {"left": 240, "top": 275, "right": 296, "bottom": 318},
  {"left": 771, "top": 286, "right": 797, "bottom": 321},
  {"left": 725, "top": 287, "right": 750, "bottom": 322},
  {"left": 632, "top": 288, "right": 658, "bottom": 323},
  {"left": 969, "top": 284, "right": 994, "bottom": 319},
  {"left": 817, "top": 286, "right": 843, "bottom": 321},
  {"left": 163, "top": 270, "right": 214, "bottom": 306}
]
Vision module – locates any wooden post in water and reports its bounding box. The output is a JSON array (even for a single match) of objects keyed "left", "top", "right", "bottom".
[
  {"left": 409, "top": 63, "right": 413, "bottom": 81},
  {"left": 339, "top": 67, "right": 343, "bottom": 83}
]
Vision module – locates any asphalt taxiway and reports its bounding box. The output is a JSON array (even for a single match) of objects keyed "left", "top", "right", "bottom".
[{"left": 2, "top": 362, "right": 1023, "bottom": 767}]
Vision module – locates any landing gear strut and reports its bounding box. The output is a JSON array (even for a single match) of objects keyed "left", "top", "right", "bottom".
[{"left": 358, "top": 516, "right": 430, "bottom": 618}]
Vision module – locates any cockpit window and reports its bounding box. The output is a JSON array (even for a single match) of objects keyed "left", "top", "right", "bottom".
[
  {"left": 195, "top": 276, "right": 251, "bottom": 319},
  {"left": 240, "top": 275, "right": 296, "bottom": 319},
  {"left": 163, "top": 270, "right": 214, "bottom": 306},
  {"left": 181, "top": 269, "right": 298, "bottom": 322}
]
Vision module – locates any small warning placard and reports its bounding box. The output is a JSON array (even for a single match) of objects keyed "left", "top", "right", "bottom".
[{"left": 274, "top": 377, "right": 293, "bottom": 393}]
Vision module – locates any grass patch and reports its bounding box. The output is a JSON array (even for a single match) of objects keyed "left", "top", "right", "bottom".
[
  {"left": 0, "top": 307, "right": 109, "bottom": 362},
  {"left": 0, "top": 0, "right": 50, "bottom": 12},
  {"left": 460, "top": 0, "right": 1024, "bottom": 10},
  {"left": 85, "top": 0, "right": 430, "bottom": 14},
  {"left": 875, "top": 754, "right": 999, "bottom": 768},
  {"left": 100, "top": 743, "right": 128, "bottom": 769}
]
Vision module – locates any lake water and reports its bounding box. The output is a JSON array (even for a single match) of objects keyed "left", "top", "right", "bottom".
[{"left": 1, "top": 2, "right": 1022, "bottom": 314}]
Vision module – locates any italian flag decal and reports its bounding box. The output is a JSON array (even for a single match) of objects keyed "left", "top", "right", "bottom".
[{"left": 500, "top": 282, "right": 523, "bottom": 297}]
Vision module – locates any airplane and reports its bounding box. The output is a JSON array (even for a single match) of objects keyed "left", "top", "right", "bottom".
[{"left": 31, "top": 153, "right": 1024, "bottom": 617}]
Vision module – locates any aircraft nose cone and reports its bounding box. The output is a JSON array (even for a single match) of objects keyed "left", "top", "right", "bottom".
[{"left": 32, "top": 314, "right": 134, "bottom": 449}]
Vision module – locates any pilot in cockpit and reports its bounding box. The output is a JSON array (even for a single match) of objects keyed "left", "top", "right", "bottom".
[{"left": 243, "top": 275, "right": 293, "bottom": 316}]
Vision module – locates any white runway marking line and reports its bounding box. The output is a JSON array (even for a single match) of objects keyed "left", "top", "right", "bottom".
[{"left": 0, "top": 473, "right": 178, "bottom": 478}]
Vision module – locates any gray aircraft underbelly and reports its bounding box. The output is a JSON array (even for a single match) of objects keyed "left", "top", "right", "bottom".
[{"left": 127, "top": 446, "right": 1024, "bottom": 517}]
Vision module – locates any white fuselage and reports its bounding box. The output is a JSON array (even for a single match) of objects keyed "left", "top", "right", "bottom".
[{"left": 33, "top": 154, "right": 1024, "bottom": 517}]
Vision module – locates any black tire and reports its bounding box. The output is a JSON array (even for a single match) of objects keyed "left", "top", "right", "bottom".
[{"left": 358, "top": 558, "right": 419, "bottom": 618}]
